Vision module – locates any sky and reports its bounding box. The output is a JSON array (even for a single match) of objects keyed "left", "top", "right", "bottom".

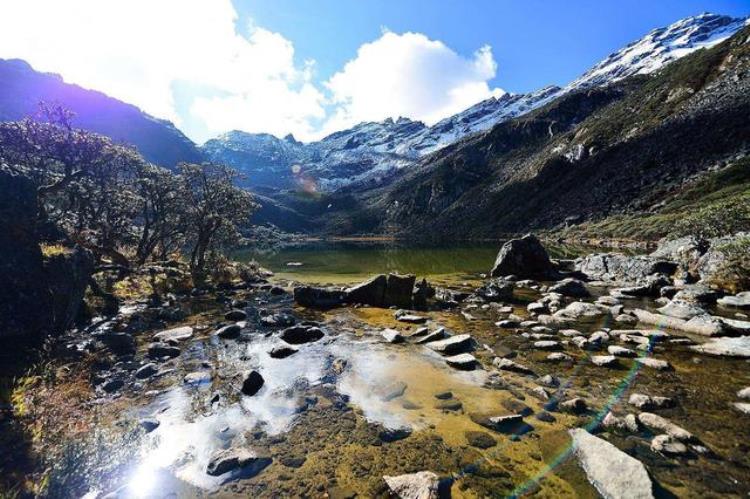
[{"left": 0, "top": 0, "right": 747, "bottom": 144}]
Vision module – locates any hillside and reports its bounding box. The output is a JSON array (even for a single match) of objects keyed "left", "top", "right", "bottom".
[{"left": 0, "top": 58, "right": 203, "bottom": 167}]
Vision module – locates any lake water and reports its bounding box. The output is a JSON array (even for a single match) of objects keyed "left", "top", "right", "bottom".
[{"left": 233, "top": 240, "right": 598, "bottom": 284}]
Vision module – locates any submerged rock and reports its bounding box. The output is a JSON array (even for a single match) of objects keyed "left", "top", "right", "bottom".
[
  {"left": 281, "top": 325, "right": 325, "bottom": 345},
  {"left": 241, "top": 371, "right": 265, "bottom": 396},
  {"left": 147, "top": 342, "right": 180, "bottom": 359},
  {"left": 293, "top": 286, "right": 344, "bottom": 309},
  {"left": 206, "top": 448, "right": 271, "bottom": 477},
  {"left": 269, "top": 345, "right": 298, "bottom": 359},
  {"left": 383, "top": 471, "right": 441, "bottom": 499},
  {"left": 569, "top": 428, "right": 654, "bottom": 499}
]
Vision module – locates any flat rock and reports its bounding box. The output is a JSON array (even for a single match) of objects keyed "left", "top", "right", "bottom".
[
  {"left": 628, "top": 393, "right": 675, "bottom": 410},
  {"left": 635, "top": 357, "right": 672, "bottom": 370},
  {"left": 470, "top": 413, "right": 527, "bottom": 434},
  {"left": 651, "top": 434, "right": 688, "bottom": 455},
  {"left": 546, "top": 352, "right": 572, "bottom": 362},
  {"left": 733, "top": 402, "right": 750, "bottom": 415},
  {"left": 379, "top": 381, "right": 408, "bottom": 401},
  {"left": 135, "top": 363, "right": 158, "bottom": 379},
  {"left": 206, "top": 448, "right": 271, "bottom": 477},
  {"left": 533, "top": 340, "right": 561, "bottom": 351},
  {"left": 184, "top": 371, "right": 212, "bottom": 386},
  {"left": 637, "top": 412, "right": 693, "bottom": 441},
  {"left": 690, "top": 336, "right": 750, "bottom": 358},
  {"left": 548, "top": 278, "right": 590, "bottom": 298},
  {"left": 608, "top": 345, "right": 636, "bottom": 357},
  {"left": 415, "top": 328, "right": 447, "bottom": 344},
  {"left": 493, "top": 357, "right": 534, "bottom": 375},
  {"left": 657, "top": 300, "right": 706, "bottom": 320},
  {"left": 718, "top": 292, "right": 750, "bottom": 309},
  {"left": 560, "top": 398, "right": 588, "bottom": 414},
  {"left": 591, "top": 355, "right": 618, "bottom": 367},
  {"left": 383, "top": 471, "right": 440, "bottom": 499},
  {"left": 557, "top": 301, "right": 605, "bottom": 319},
  {"left": 397, "top": 314, "right": 428, "bottom": 324},
  {"left": 569, "top": 428, "right": 654, "bottom": 499},
  {"left": 381, "top": 328, "right": 405, "bottom": 343},
  {"left": 425, "top": 334, "right": 473, "bottom": 355},
  {"left": 153, "top": 326, "right": 193, "bottom": 342},
  {"left": 444, "top": 353, "right": 477, "bottom": 370}
]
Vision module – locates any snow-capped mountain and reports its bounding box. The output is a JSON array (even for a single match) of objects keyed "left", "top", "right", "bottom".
[{"left": 202, "top": 13, "right": 748, "bottom": 192}]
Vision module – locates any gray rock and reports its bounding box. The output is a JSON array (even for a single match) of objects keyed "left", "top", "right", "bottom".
[
  {"left": 651, "top": 434, "right": 688, "bottom": 455},
  {"left": 718, "top": 292, "right": 750, "bottom": 309},
  {"left": 548, "top": 278, "right": 590, "bottom": 298},
  {"left": 738, "top": 386, "right": 750, "bottom": 399},
  {"left": 576, "top": 253, "right": 676, "bottom": 284},
  {"left": 628, "top": 394, "right": 675, "bottom": 410},
  {"left": 215, "top": 323, "right": 242, "bottom": 339},
  {"left": 557, "top": 301, "right": 605, "bottom": 319},
  {"left": 601, "top": 412, "right": 639, "bottom": 433},
  {"left": 493, "top": 357, "right": 534, "bottom": 375},
  {"left": 569, "top": 428, "right": 654, "bottom": 499},
  {"left": 445, "top": 353, "right": 478, "bottom": 370},
  {"left": 153, "top": 326, "right": 193, "bottom": 342},
  {"left": 632, "top": 309, "right": 725, "bottom": 336},
  {"left": 206, "top": 448, "right": 271, "bottom": 477},
  {"left": 147, "top": 342, "right": 180, "bottom": 359},
  {"left": 415, "top": 328, "right": 447, "bottom": 344},
  {"left": 135, "top": 363, "right": 158, "bottom": 379},
  {"left": 733, "top": 402, "right": 750, "bottom": 415},
  {"left": 615, "top": 314, "right": 638, "bottom": 325},
  {"left": 657, "top": 300, "right": 707, "bottom": 320},
  {"left": 269, "top": 345, "right": 298, "bottom": 359},
  {"left": 490, "top": 234, "right": 556, "bottom": 279},
  {"left": 471, "top": 413, "right": 526, "bottom": 433},
  {"left": 225, "top": 309, "right": 247, "bottom": 321},
  {"left": 384, "top": 273, "right": 416, "bottom": 309},
  {"left": 533, "top": 340, "right": 561, "bottom": 351},
  {"left": 381, "top": 328, "right": 405, "bottom": 343},
  {"left": 425, "top": 334, "right": 474, "bottom": 355},
  {"left": 560, "top": 398, "right": 588, "bottom": 414},
  {"left": 184, "top": 371, "right": 212, "bottom": 385},
  {"left": 637, "top": 412, "right": 694, "bottom": 441},
  {"left": 397, "top": 314, "right": 428, "bottom": 324},
  {"left": 383, "top": 471, "right": 440, "bottom": 499},
  {"left": 139, "top": 418, "right": 160, "bottom": 433},
  {"left": 690, "top": 336, "right": 750, "bottom": 358},
  {"left": 635, "top": 357, "right": 672, "bottom": 370},
  {"left": 476, "top": 278, "right": 515, "bottom": 302},
  {"left": 546, "top": 352, "right": 573, "bottom": 362},
  {"left": 539, "top": 374, "right": 560, "bottom": 387},
  {"left": 345, "top": 274, "right": 387, "bottom": 307},
  {"left": 591, "top": 355, "right": 618, "bottom": 367},
  {"left": 378, "top": 381, "right": 408, "bottom": 401},
  {"left": 293, "top": 285, "right": 344, "bottom": 308},
  {"left": 496, "top": 319, "right": 520, "bottom": 328}
]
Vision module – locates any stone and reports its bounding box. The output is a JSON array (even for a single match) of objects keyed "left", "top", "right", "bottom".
[
  {"left": 434, "top": 391, "right": 453, "bottom": 400},
  {"left": 533, "top": 340, "right": 561, "bottom": 351},
  {"left": 733, "top": 402, "right": 750, "bottom": 415},
  {"left": 293, "top": 286, "right": 344, "bottom": 308},
  {"left": 560, "top": 398, "right": 588, "bottom": 414},
  {"left": 381, "top": 328, "right": 405, "bottom": 343},
  {"left": 615, "top": 314, "right": 638, "bottom": 325},
  {"left": 490, "top": 234, "right": 556, "bottom": 279},
  {"left": 476, "top": 278, "right": 515, "bottom": 302},
  {"left": 102, "top": 378, "right": 124, "bottom": 393},
  {"left": 628, "top": 394, "right": 675, "bottom": 410},
  {"left": 408, "top": 327, "right": 429, "bottom": 338},
  {"left": 471, "top": 413, "right": 526, "bottom": 433},
  {"left": 184, "top": 371, "right": 212, "bottom": 386},
  {"left": 269, "top": 346, "right": 298, "bottom": 359},
  {"left": 657, "top": 300, "right": 707, "bottom": 320},
  {"left": 241, "top": 371, "right": 265, "bottom": 396},
  {"left": 153, "top": 326, "right": 193, "bottom": 342},
  {"left": 445, "top": 353, "right": 477, "bottom": 370},
  {"left": 493, "top": 357, "right": 534, "bottom": 375},
  {"left": 214, "top": 323, "right": 242, "bottom": 339},
  {"left": 601, "top": 412, "right": 639, "bottom": 433},
  {"left": 557, "top": 301, "right": 605, "bottom": 319},
  {"left": 569, "top": 428, "right": 654, "bottom": 499},
  {"left": 147, "top": 342, "right": 180, "bottom": 359},
  {"left": 539, "top": 374, "right": 560, "bottom": 387},
  {"left": 135, "top": 363, "right": 158, "bottom": 379},
  {"left": 384, "top": 273, "right": 416, "bottom": 308},
  {"left": 465, "top": 431, "right": 496, "bottom": 449},
  {"left": 590, "top": 355, "right": 618, "bottom": 367},
  {"left": 691, "top": 336, "right": 750, "bottom": 358},
  {"left": 224, "top": 309, "right": 247, "bottom": 321},
  {"left": 99, "top": 332, "right": 135, "bottom": 355},
  {"left": 546, "top": 352, "right": 572, "bottom": 362},
  {"left": 260, "top": 313, "right": 296, "bottom": 327},
  {"left": 576, "top": 252, "right": 676, "bottom": 284},
  {"left": 415, "top": 328, "right": 447, "bottom": 344},
  {"left": 139, "top": 418, "right": 160, "bottom": 433},
  {"left": 344, "top": 274, "right": 387, "bottom": 307},
  {"left": 383, "top": 471, "right": 441, "bottom": 499},
  {"left": 425, "top": 334, "right": 474, "bottom": 355},
  {"left": 651, "top": 434, "right": 688, "bottom": 455},
  {"left": 206, "top": 448, "right": 271, "bottom": 477},
  {"left": 637, "top": 413, "right": 694, "bottom": 441},
  {"left": 397, "top": 314, "right": 428, "bottom": 324},
  {"left": 434, "top": 399, "right": 464, "bottom": 411},
  {"left": 718, "top": 292, "right": 750, "bottom": 309},
  {"left": 588, "top": 331, "right": 610, "bottom": 344},
  {"left": 607, "top": 344, "right": 635, "bottom": 357},
  {"left": 632, "top": 309, "right": 725, "bottom": 336},
  {"left": 737, "top": 387, "right": 750, "bottom": 399},
  {"left": 496, "top": 319, "right": 520, "bottom": 328},
  {"left": 527, "top": 302, "right": 548, "bottom": 314},
  {"left": 280, "top": 325, "right": 325, "bottom": 344},
  {"left": 635, "top": 357, "right": 672, "bottom": 371},
  {"left": 548, "top": 278, "right": 590, "bottom": 298},
  {"left": 379, "top": 381, "right": 408, "bottom": 401}
]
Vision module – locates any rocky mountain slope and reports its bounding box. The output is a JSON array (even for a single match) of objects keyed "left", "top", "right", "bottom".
[
  {"left": 0, "top": 58, "right": 203, "bottom": 168},
  {"left": 336, "top": 23, "right": 750, "bottom": 238},
  {"left": 203, "top": 13, "right": 747, "bottom": 193}
]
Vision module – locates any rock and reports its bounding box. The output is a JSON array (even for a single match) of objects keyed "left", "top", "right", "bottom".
[
  {"left": 260, "top": 313, "right": 296, "bottom": 327},
  {"left": 637, "top": 413, "right": 694, "bottom": 441},
  {"left": 490, "top": 234, "right": 556, "bottom": 279},
  {"left": 493, "top": 357, "right": 534, "bottom": 375},
  {"left": 153, "top": 326, "right": 193, "bottom": 342},
  {"left": 733, "top": 402, "right": 750, "bottom": 415},
  {"left": 269, "top": 346, "right": 298, "bottom": 359},
  {"left": 384, "top": 274, "right": 416, "bottom": 309},
  {"left": 379, "top": 426, "right": 412, "bottom": 442},
  {"left": 476, "top": 278, "right": 515, "bottom": 302},
  {"left": 135, "top": 363, "right": 158, "bottom": 379},
  {"left": 538, "top": 374, "right": 560, "bottom": 387},
  {"left": 591, "top": 355, "right": 618, "bottom": 367},
  {"left": 225, "top": 309, "right": 247, "bottom": 321},
  {"left": 379, "top": 381, "right": 408, "bottom": 401},
  {"left": 345, "top": 274, "right": 387, "bottom": 307},
  {"left": 184, "top": 371, "right": 212, "bottom": 386},
  {"left": 547, "top": 352, "right": 572, "bottom": 362},
  {"left": 556, "top": 301, "right": 605, "bottom": 319},
  {"left": 445, "top": 353, "right": 477, "bottom": 370},
  {"left": 628, "top": 394, "right": 675, "bottom": 410},
  {"left": 718, "top": 292, "right": 750, "bottom": 309},
  {"left": 147, "top": 342, "right": 180, "bottom": 359},
  {"left": 576, "top": 253, "right": 676, "bottom": 284},
  {"left": 601, "top": 412, "right": 639, "bottom": 433},
  {"left": 615, "top": 314, "right": 638, "bottom": 325},
  {"left": 206, "top": 448, "right": 271, "bottom": 477},
  {"left": 635, "top": 357, "right": 672, "bottom": 370},
  {"left": 397, "top": 314, "right": 428, "bottom": 324},
  {"left": 527, "top": 302, "right": 548, "bottom": 314},
  {"left": 657, "top": 300, "right": 707, "bottom": 320},
  {"left": 533, "top": 340, "right": 561, "bottom": 351},
  {"left": 651, "top": 434, "right": 688, "bottom": 455},
  {"left": 738, "top": 387, "right": 750, "bottom": 399},
  {"left": 215, "top": 323, "right": 242, "bottom": 339},
  {"left": 691, "top": 336, "right": 750, "bottom": 357},
  {"left": 548, "top": 278, "right": 590, "bottom": 298},
  {"left": 139, "top": 418, "right": 160, "bottom": 432},
  {"left": 465, "top": 431, "right": 496, "bottom": 449},
  {"left": 99, "top": 332, "right": 135, "bottom": 355},
  {"left": 381, "top": 328, "right": 405, "bottom": 343},
  {"left": 281, "top": 325, "right": 325, "bottom": 344},
  {"left": 102, "top": 378, "right": 124, "bottom": 393},
  {"left": 569, "top": 428, "right": 654, "bottom": 499},
  {"left": 434, "top": 398, "right": 463, "bottom": 411},
  {"left": 425, "top": 334, "right": 474, "bottom": 355},
  {"left": 496, "top": 319, "right": 520, "bottom": 328},
  {"left": 415, "top": 328, "right": 447, "bottom": 344},
  {"left": 607, "top": 345, "right": 636, "bottom": 357},
  {"left": 434, "top": 391, "right": 453, "bottom": 400},
  {"left": 632, "top": 309, "right": 725, "bottom": 336},
  {"left": 560, "top": 398, "right": 588, "bottom": 414},
  {"left": 470, "top": 413, "right": 526, "bottom": 434},
  {"left": 293, "top": 286, "right": 344, "bottom": 308},
  {"left": 383, "top": 471, "right": 441, "bottom": 499},
  {"left": 589, "top": 331, "right": 610, "bottom": 345},
  {"left": 241, "top": 371, "right": 264, "bottom": 396}
]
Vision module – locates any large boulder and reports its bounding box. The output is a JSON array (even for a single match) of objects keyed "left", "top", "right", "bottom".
[
  {"left": 576, "top": 253, "right": 677, "bottom": 284},
  {"left": 490, "top": 234, "right": 556, "bottom": 279},
  {"left": 345, "top": 274, "right": 387, "bottom": 306},
  {"left": 384, "top": 273, "right": 416, "bottom": 308},
  {"left": 44, "top": 246, "right": 94, "bottom": 334},
  {"left": 293, "top": 285, "right": 344, "bottom": 308},
  {"left": 569, "top": 428, "right": 654, "bottom": 499}
]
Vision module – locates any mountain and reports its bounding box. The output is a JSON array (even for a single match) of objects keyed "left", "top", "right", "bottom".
[
  {"left": 0, "top": 58, "right": 203, "bottom": 168},
  {"left": 329, "top": 22, "right": 750, "bottom": 238},
  {"left": 202, "top": 13, "right": 747, "bottom": 194}
]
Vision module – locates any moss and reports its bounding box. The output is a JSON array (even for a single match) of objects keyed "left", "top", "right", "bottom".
[{"left": 39, "top": 243, "right": 71, "bottom": 258}]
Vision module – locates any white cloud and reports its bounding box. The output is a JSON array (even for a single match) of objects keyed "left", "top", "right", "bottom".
[
  {"left": 322, "top": 31, "right": 504, "bottom": 135},
  {"left": 0, "top": 0, "right": 325, "bottom": 142},
  {"left": 0, "top": 1, "right": 503, "bottom": 143}
]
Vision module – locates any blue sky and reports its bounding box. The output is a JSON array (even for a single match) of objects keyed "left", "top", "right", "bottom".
[
  {"left": 0, "top": 0, "right": 747, "bottom": 143},
  {"left": 238, "top": 0, "right": 749, "bottom": 93}
]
